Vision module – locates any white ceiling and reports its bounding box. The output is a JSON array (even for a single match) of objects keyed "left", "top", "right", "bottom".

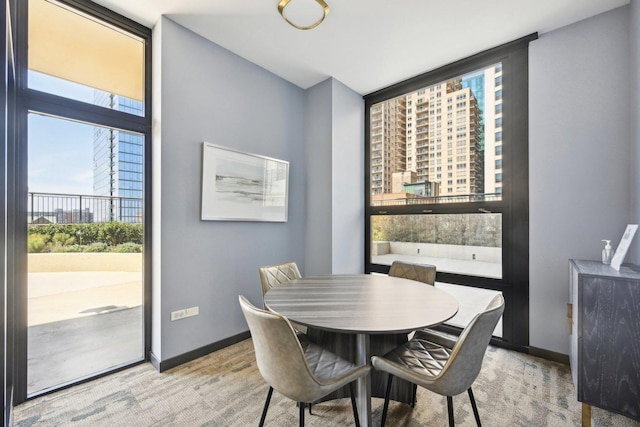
[{"left": 93, "top": 0, "right": 629, "bottom": 95}]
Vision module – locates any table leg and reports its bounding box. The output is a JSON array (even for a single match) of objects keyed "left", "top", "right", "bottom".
[
  {"left": 355, "top": 333, "right": 371, "bottom": 427},
  {"left": 581, "top": 403, "right": 591, "bottom": 427}
]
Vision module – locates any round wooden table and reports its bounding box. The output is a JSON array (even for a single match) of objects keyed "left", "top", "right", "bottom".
[{"left": 264, "top": 274, "right": 458, "bottom": 427}]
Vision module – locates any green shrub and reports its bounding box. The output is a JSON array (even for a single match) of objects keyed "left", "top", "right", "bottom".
[
  {"left": 28, "top": 222, "right": 143, "bottom": 247},
  {"left": 51, "top": 244, "right": 84, "bottom": 253},
  {"left": 52, "top": 233, "right": 75, "bottom": 246},
  {"left": 28, "top": 234, "right": 48, "bottom": 253},
  {"left": 84, "top": 242, "right": 108, "bottom": 253},
  {"left": 113, "top": 243, "right": 142, "bottom": 253}
]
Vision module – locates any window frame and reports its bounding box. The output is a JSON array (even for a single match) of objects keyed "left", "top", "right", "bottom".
[
  {"left": 13, "top": 0, "right": 152, "bottom": 402},
  {"left": 364, "top": 34, "right": 536, "bottom": 349}
]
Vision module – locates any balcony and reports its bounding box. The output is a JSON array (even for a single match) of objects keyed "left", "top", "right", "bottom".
[{"left": 26, "top": 191, "right": 144, "bottom": 394}]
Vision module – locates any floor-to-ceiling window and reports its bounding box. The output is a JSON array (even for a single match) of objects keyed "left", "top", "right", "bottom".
[
  {"left": 365, "top": 35, "right": 535, "bottom": 348},
  {"left": 14, "top": 0, "right": 151, "bottom": 401}
]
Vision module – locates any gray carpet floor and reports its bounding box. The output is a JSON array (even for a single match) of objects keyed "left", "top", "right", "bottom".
[{"left": 12, "top": 338, "right": 640, "bottom": 426}]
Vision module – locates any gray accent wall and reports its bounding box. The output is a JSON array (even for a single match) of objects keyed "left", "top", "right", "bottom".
[
  {"left": 304, "top": 79, "right": 332, "bottom": 275},
  {"left": 529, "top": 6, "right": 631, "bottom": 354},
  {"left": 153, "top": 17, "right": 306, "bottom": 360},
  {"left": 631, "top": 0, "right": 640, "bottom": 264},
  {"left": 304, "top": 78, "right": 365, "bottom": 275},
  {"left": 331, "top": 80, "right": 365, "bottom": 274}
]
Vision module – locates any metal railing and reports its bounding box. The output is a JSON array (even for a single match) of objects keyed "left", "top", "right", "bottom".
[
  {"left": 371, "top": 193, "right": 502, "bottom": 206},
  {"left": 28, "top": 192, "right": 143, "bottom": 224}
]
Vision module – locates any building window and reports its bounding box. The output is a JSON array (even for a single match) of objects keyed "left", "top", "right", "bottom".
[{"left": 365, "top": 34, "right": 535, "bottom": 348}]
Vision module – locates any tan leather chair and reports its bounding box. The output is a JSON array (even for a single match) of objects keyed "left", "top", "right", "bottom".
[
  {"left": 388, "top": 260, "right": 436, "bottom": 285},
  {"left": 258, "top": 261, "right": 302, "bottom": 305},
  {"left": 258, "top": 261, "right": 306, "bottom": 334},
  {"left": 371, "top": 294, "right": 505, "bottom": 427},
  {"left": 239, "top": 295, "right": 371, "bottom": 427}
]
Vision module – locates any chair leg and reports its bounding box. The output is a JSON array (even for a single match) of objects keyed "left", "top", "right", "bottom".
[
  {"left": 468, "top": 388, "right": 481, "bottom": 427},
  {"left": 447, "top": 396, "right": 454, "bottom": 427},
  {"left": 412, "top": 383, "right": 418, "bottom": 408},
  {"left": 380, "top": 373, "right": 393, "bottom": 427},
  {"left": 299, "top": 402, "right": 305, "bottom": 427},
  {"left": 308, "top": 402, "right": 312, "bottom": 415},
  {"left": 259, "top": 386, "right": 273, "bottom": 427},
  {"left": 349, "top": 382, "right": 360, "bottom": 427}
]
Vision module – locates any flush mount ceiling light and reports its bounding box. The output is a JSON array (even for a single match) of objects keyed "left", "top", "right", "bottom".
[{"left": 278, "top": 0, "right": 330, "bottom": 30}]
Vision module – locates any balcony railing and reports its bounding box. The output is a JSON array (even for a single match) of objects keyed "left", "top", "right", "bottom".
[
  {"left": 371, "top": 193, "right": 502, "bottom": 206},
  {"left": 28, "top": 192, "right": 143, "bottom": 224}
]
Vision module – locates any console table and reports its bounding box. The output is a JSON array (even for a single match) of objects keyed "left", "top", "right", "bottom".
[{"left": 568, "top": 259, "right": 640, "bottom": 426}]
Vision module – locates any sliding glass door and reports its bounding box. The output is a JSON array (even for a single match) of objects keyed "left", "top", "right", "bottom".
[{"left": 14, "top": 0, "right": 151, "bottom": 401}]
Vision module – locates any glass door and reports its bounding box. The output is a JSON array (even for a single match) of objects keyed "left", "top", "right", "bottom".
[
  {"left": 27, "top": 113, "right": 145, "bottom": 394},
  {"left": 15, "top": 0, "right": 151, "bottom": 399}
]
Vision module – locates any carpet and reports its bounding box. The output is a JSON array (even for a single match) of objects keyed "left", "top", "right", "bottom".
[{"left": 12, "top": 338, "right": 640, "bottom": 426}]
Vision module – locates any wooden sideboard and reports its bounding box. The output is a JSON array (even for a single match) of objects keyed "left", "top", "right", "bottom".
[{"left": 569, "top": 259, "right": 640, "bottom": 426}]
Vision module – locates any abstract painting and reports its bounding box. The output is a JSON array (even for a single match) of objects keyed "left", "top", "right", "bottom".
[{"left": 201, "top": 142, "right": 289, "bottom": 221}]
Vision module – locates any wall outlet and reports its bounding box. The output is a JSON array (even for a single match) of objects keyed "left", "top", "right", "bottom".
[
  {"left": 171, "top": 306, "right": 199, "bottom": 321},
  {"left": 185, "top": 306, "right": 199, "bottom": 317},
  {"left": 171, "top": 309, "right": 186, "bottom": 321}
]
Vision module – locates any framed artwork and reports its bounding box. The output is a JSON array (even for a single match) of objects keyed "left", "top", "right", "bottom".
[
  {"left": 201, "top": 142, "right": 289, "bottom": 222},
  {"left": 610, "top": 224, "right": 638, "bottom": 271}
]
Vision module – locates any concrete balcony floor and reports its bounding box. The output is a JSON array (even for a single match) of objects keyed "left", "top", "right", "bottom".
[{"left": 27, "top": 270, "right": 144, "bottom": 395}]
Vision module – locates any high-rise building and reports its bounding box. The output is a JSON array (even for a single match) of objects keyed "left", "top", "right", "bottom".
[
  {"left": 370, "top": 97, "right": 406, "bottom": 195},
  {"left": 370, "top": 63, "right": 502, "bottom": 203},
  {"left": 93, "top": 93, "right": 144, "bottom": 222}
]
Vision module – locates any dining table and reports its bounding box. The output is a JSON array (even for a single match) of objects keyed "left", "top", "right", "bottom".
[{"left": 263, "top": 273, "right": 459, "bottom": 427}]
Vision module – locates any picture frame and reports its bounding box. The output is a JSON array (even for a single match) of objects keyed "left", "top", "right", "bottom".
[
  {"left": 610, "top": 224, "right": 638, "bottom": 271},
  {"left": 201, "top": 142, "right": 289, "bottom": 222}
]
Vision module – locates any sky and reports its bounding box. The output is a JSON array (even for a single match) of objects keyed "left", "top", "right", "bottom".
[
  {"left": 28, "top": 72, "right": 96, "bottom": 195},
  {"left": 28, "top": 72, "right": 144, "bottom": 196}
]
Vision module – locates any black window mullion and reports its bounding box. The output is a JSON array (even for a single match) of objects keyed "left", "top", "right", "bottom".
[{"left": 24, "top": 89, "right": 150, "bottom": 134}]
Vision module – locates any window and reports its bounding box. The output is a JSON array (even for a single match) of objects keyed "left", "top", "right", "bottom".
[
  {"left": 17, "top": 0, "right": 151, "bottom": 401},
  {"left": 365, "top": 34, "right": 535, "bottom": 348}
]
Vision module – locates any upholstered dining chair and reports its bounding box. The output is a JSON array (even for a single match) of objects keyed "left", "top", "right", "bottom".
[
  {"left": 239, "top": 295, "right": 371, "bottom": 427},
  {"left": 388, "top": 260, "right": 436, "bottom": 285},
  {"left": 371, "top": 294, "right": 505, "bottom": 427},
  {"left": 258, "top": 261, "right": 302, "bottom": 306},
  {"left": 388, "top": 260, "right": 438, "bottom": 405},
  {"left": 258, "top": 261, "right": 306, "bottom": 333}
]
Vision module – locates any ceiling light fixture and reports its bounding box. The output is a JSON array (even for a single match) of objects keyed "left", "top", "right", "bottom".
[{"left": 277, "top": 0, "right": 330, "bottom": 31}]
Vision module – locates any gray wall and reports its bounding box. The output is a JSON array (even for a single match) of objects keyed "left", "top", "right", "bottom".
[
  {"left": 529, "top": 6, "right": 631, "bottom": 354},
  {"left": 153, "top": 17, "right": 306, "bottom": 360},
  {"left": 331, "top": 79, "right": 365, "bottom": 274},
  {"left": 631, "top": 0, "right": 640, "bottom": 264},
  {"left": 304, "top": 78, "right": 365, "bottom": 275},
  {"left": 304, "top": 79, "right": 332, "bottom": 275}
]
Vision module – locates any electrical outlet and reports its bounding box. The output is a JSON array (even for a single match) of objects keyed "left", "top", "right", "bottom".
[
  {"left": 185, "top": 306, "right": 199, "bottom": 317},
  {"left": 171, "top": 309, "right": 186, "bottom": 321}
]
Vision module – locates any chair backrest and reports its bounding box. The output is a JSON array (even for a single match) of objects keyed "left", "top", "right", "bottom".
[
  {"left": 388, "top": 260, "right": 436, "bottom": 285},
  {"left": 258, "top": 262, "right": 302, "bottom": 300},
  {"left": 239, "top": 295, "right": 320, "bottom": 403},
  {"left": 431, "top": 294, "right": 505, "bottom": 396}
]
